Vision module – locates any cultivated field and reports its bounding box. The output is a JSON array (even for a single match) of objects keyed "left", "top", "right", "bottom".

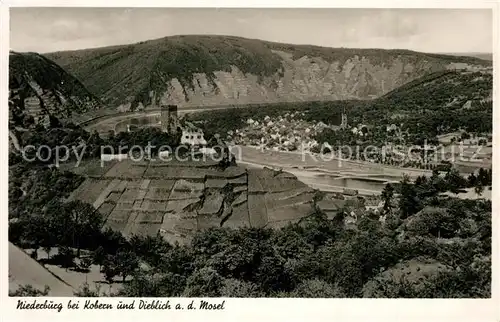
[{"left": 67, "top": 159, "right": 319, "bottom": 244}]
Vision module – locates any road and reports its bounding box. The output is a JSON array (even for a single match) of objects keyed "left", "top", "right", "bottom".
[{"left": 83, "top": 107, "right": 223, "bottom": 133}]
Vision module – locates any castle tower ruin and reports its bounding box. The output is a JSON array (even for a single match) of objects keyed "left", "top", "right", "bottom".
[{"left": 161, "top": 105, "right": 179, "bottom": 133}]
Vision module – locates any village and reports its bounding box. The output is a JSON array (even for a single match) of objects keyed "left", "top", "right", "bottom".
[{"left": 225, "top": 109, "right": 492, "bottom": 173}]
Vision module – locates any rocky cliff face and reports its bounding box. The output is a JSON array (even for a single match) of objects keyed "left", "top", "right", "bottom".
[
  {"left": 9, "top": 51, "right": 100, "bottom": 127},
  {"left": 45, "top": 35, "right": 490, "bottom": 111},
  {"left": 150, "top": 50, "right": 434, "bottom": 108}
]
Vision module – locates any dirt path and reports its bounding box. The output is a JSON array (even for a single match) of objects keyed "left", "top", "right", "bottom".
[{"left": 8, "top": 243, "right": 74, "bottom": 296}]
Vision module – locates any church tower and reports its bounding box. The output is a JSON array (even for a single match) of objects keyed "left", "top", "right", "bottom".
[{"left": 340, "top": 106, "right": 348, "bottom": 129}]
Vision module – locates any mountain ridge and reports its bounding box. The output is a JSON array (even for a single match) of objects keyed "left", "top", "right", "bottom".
[
  {"left": 438, "top": 52, "right": 493, "bottom": 61},
  {"left": 44, "top": 35, "right": 491, "bottom": 111}
]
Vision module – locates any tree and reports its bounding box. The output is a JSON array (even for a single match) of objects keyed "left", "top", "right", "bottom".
[
  {"left": 398, "top": 175, "right": 422, "bottom": 219},
  {"left": 429, "top": 168, "right": 447, "bottom": 193},
  {"left": 290, "top": 279, "right": 345, "bottom": 298},
  {"left": 57, "top": 245, "right": 75, "bottom": 270},
  {"left": 182, "top": 267, "right": 224, "bottom": 297},
  {"left": 114, "top": 249, "right": 139, "bottom": 282},
  {"left": 23, "top": 216, "right": 53, "bottom": 263},
  {"left": 444, "top": 168, "right": 466, "bottom": 194},
  {"left": 129, "top": 234, "right": 171, "bottom": 267},
  {"left": 160, "top": 244, "right": 196, "bottom": 277},
  {"left": 30, "top": 249, "right": 38, "bottom": 260},
  {"left": 405, "top": 207, "right": 458, "bottom": 239},
  {"left": 414, "top": 175, "right": 427, "bottom": 186},
  {"left": 118, "top": 271, "right": 186, "bottom": 297},
  {"left": 49, "top": 115, "right": 62, "bottom": 129},
  {"left": 23, "top": 114, "right": 35, "bottom": 128},
  {"left": 301, "top": 212, "right": 337, "bottom": 250},
  {"left": 101, "top": 257, "right": 118, "bottom": 285},
  {"left": 74, "top": 282, "right": 101, "bottom": 297},
  {"left": 271, "top": 226, "right": 314, "bottom": 260},
  {"left": 467, "top": 173, "right": 477, "bottom": 187},
  {"left": 9, "top": 284, "right": 50, "bottom": 297},
  {"left": 79, "top": 256, "right": 93, "bottom": 273},
  {"left": 254, "top": 254, "right": 293, "bottom": 294},
  {"left": 381, "top": 183, "right": 394, "bottom": 215},
  {"left": 19, "top": 216, "right": 47, "bottom": 257},
  {"left": 100, "top": 227, "right": 128, "bottom": 255},
  {"left": 87, "top": 131, "right": 105, "bottom": 158},
  {"left": 219, "top": 278, "right": 264, "bottom": 297},
  {"left": 62, "top": 200, "right": 104, "bottom": 257},
  {"left": 475, "top": 184, "right": 484, "bottom": 196},
  {"left": 207, "top": 243, "right": 257, "bottom": 279},
  {"left": 92, "top": 246, "right": 107, "bottom": 270},
  {"left": 384, "top": 211, "right": 402, "bottom": 232},
  {"left": 477, "top": 168, "right": 490, "bottom": 186}
]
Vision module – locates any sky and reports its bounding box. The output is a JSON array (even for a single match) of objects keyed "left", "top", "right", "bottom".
[{"left": 9, "top": 8, "right": 493, "bottom": 54}]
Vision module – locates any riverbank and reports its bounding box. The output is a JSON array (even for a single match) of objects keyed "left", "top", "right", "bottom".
[
  {"left": 235, "top": 145, "right": 431, "bottom": 177},
  {"left": 238, "top": 160, "right": 391, "bottom": 196}
]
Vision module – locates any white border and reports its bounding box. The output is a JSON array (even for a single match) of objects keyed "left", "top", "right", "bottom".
[
  {"left": 1, "top": 0, "right": 498, "bottom": 8},
  {"left": 1, "top": 1, "right": 499, "bottom": 322}
]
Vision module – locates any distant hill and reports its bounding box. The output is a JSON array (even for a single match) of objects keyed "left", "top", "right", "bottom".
[
  {"left": 379, "top": 67, "right": 492, "bottom": 110},
  {"left": 441, "top": 52, "right": 493, "bottom": 61},
  {"left": 9, "top": 51, "right": 100, "bottom": 128},
  {"left": 367, "top": 67, "right": 493, "bottom": 136},
  {"left": 44, "top": 35, "right": 491, "bottom": 110}
]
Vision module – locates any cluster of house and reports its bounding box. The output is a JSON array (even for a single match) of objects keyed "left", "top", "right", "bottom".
[
  {"left": 348, "top": 122, "right": 408, "bottom": 138},
  {"left": 223, "top": 109, "right": 405, "bottom": 153},
  {"left": 180, "top": 122, "right": 207, "bottom": 146},
  {"left": 227, "top": 112, "right": 329, "bottom": 151},
  {"left": 317, "top": 191, "right": 390, "bottom": 229},
  {"left": 222, "top": 110, "right": 406, "bottom": 154}
]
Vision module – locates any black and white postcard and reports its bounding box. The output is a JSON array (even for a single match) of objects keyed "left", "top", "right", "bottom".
[{"left": 2, "top": 2, "right": 498, "bottom": 322}]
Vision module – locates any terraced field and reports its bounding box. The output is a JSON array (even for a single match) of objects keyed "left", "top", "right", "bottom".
[{"left": 67, "top": 159, "right": 317, "bottom": 244}]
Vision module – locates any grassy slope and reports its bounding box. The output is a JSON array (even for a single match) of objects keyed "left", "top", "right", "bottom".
[{"left": 45, "top": 35, "right": 491, "bottom": 108}]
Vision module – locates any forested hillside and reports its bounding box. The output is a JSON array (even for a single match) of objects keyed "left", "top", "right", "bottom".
[
  {"left": 9, "top": 155, "right": 492, "bottom": 297},
  {"left": 9, "top": 51, "right": 100, "bottom": 128}
]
